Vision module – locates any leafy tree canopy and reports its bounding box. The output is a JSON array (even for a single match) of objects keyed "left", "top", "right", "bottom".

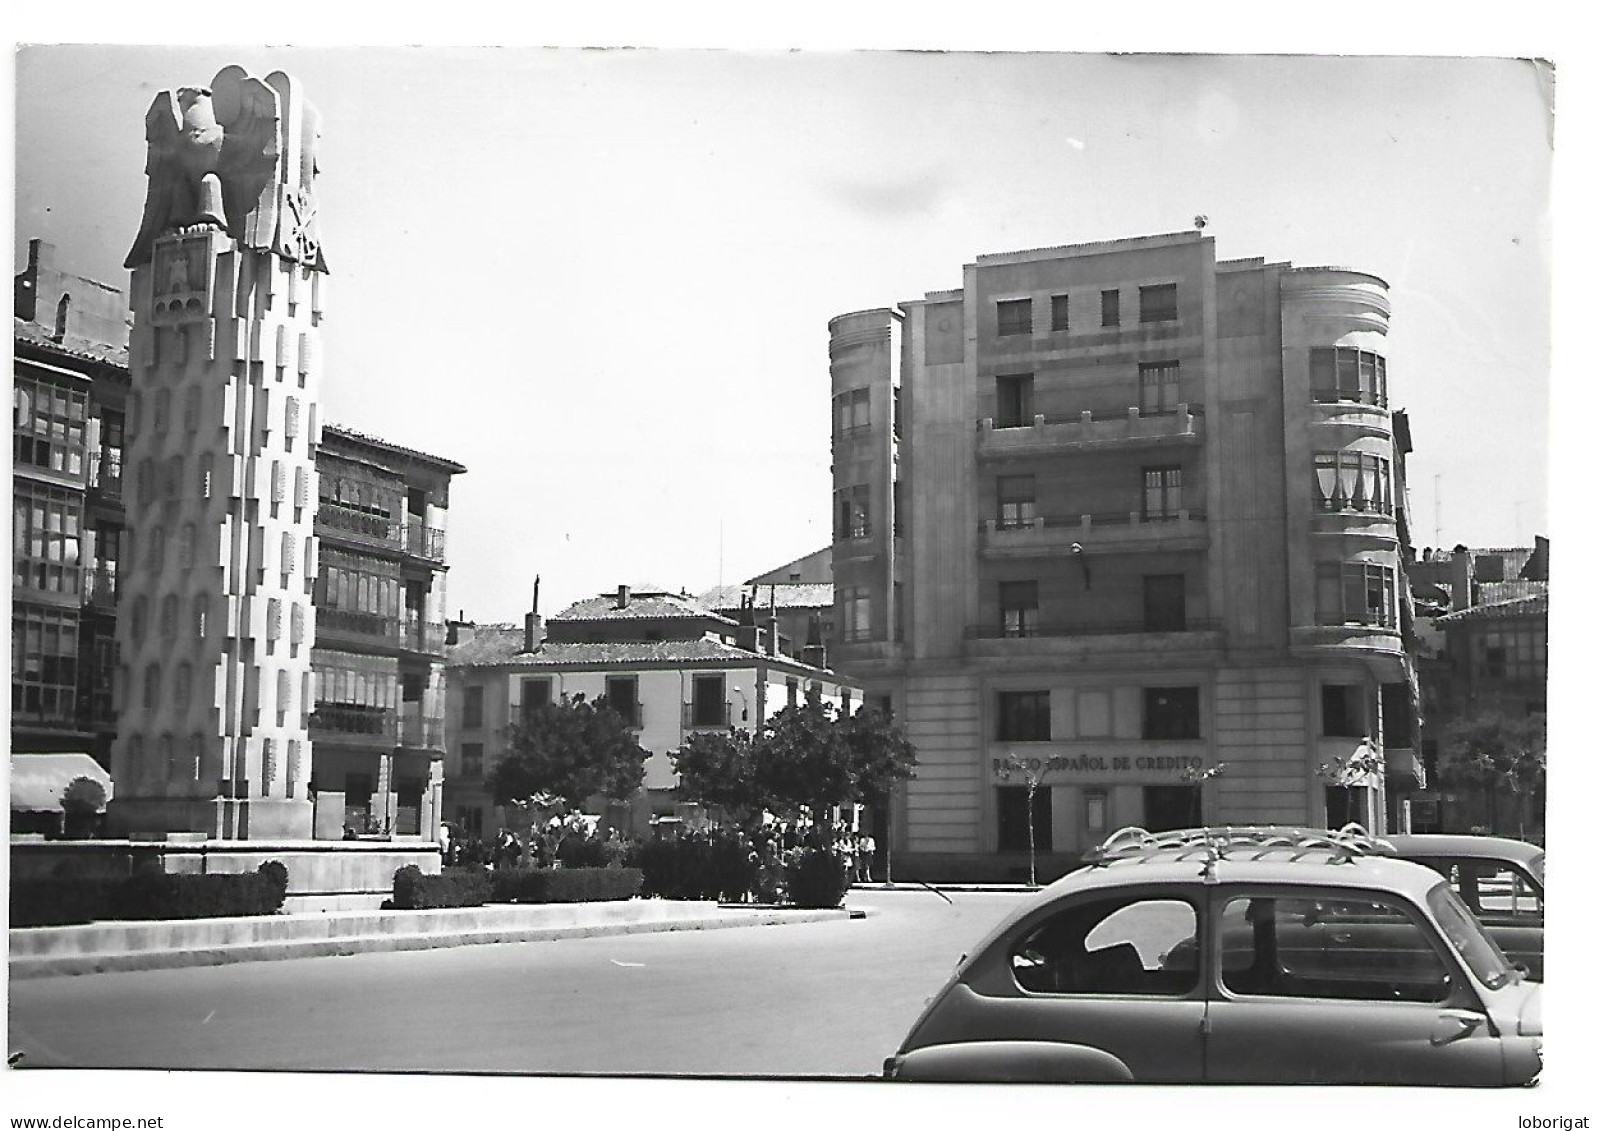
[
  {"left": 672, "top": 728, "right": 762, "bottom": 823},
  {"left": 1437, "top": 710, "right": 1546, "bottom": 793},
  {"left": 488, "top": 693, "right": 648, "bottom": 810}
]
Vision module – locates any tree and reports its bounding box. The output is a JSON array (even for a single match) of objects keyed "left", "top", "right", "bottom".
[
  {"left": 488, "top": 693, "right": 648, "bottom": 813},
  {"left": 995, "top": 755, "right": 1054, "bottom": 887},
  {"left": 59, "top": 775, "right": 108, "bottom": 839},
  {"left": 669, "top": 694, "right": 917, "bottom": 843},
  {"left": 672, "top": 727, "right": 762, "bottom": 826},
  {"left": 1437, "top": 710, "right": 1546, "bottom": 839}
]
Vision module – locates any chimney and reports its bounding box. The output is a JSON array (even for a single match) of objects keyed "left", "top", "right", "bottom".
[
  {"left": 766, "top": 615, "right": 781, "bottom": 656},
  {"left": 523, "top": 610, "right": 545, "bottom": 653},
  {"left": 1449, "top": 546, "right": 1474, "bottom": 611},
  {"left": 735, "top": 592, "right": 759, "bottom": 652},
  {"left": 617, "top": 584, "right": 630, "bottom": 609}
]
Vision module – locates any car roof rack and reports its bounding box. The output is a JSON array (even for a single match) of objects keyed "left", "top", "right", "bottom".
[{"left": 1084, "top": 824, "right": 1395, "bottom": 870}]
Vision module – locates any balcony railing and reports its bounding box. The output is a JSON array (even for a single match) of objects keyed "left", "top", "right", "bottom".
[
  {"left": 310, "top": 703, "right": 397, "bottom": 743},
  {"left": 83, "top": 566, "right": 119, "bottom": 610},
  {"left": 89, "top": 450, "right": 123, "bottom": 500},
  {"left": 978, "top": 510, "right": 1208, "bottom": 556},
  {"left": 315, "top": 502, "right": 403, "bottom": 549},
  {"left": 405, "top": 523, "right": 447, "bottom": 562},
  {"left": 401, "top": 617, "right": 447, "bottom": 655},
  {"left": 398, "top": 710, "right": 445, "bottom": 750},
  {"left": 978, "top": 404, "right": 1203, "bottom": 458},
  {"left": 318, "top": 607, "right": 403, "bottom": 643},
  {"left": 966, "top": 618, "right": 1222, "bottom": 640},
  {"left": 682, "top": 701, "right": 731, "bottom": 730}
]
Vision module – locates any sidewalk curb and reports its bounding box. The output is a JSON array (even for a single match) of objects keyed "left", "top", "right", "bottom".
[{"left": 9, "top": 906, "right": 850, "bottom": 979}]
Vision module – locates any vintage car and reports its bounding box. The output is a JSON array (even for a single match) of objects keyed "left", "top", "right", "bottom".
[
  {"left": 884, "top": 826, "right": 1542, "bottom": 1085},
  {"left": 1383, "top": 834, "right": 1544, "bottom": 980}
]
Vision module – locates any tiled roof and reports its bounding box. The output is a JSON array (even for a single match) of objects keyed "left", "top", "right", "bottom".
[
  {"left": 14, "top": 319, "right": 131, "bottom": 372},
  {"left": 322, "top": 424, "right": 467, "bottom": 474},
  {"left": 449, "top": 635, "right": 834, "bottom": 675},
  {"left": 553, "top": 592, "right": 736, "bottom": 625},
  {"left": 445, "top": 624, "right": 524, "bottom": 666},
  {"left": 1436, "top": 592, "right": 1549, "bottom": 625},
  {"left": 698, "top": 583, "right": 834, "bottom": 613}
]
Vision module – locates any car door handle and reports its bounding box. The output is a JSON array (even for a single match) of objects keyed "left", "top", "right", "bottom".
[{"left": 1430, "top": 1010, "right": 1485, "bottom": 1047}]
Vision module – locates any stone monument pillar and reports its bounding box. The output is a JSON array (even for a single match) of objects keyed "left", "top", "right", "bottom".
[{"left": 109, "top": 67, "right": 326, "bottom": 839}]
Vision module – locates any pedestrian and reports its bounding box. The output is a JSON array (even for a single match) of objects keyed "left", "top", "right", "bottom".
[{"left": 858, "top": 832, "right": 876, "bottom": 882}]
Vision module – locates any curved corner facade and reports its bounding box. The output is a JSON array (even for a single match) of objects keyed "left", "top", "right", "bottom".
[{"left": 829, "top": 235, "right": 1421, "bottom": 882}]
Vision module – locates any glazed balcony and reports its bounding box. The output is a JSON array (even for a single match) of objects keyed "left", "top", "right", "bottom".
[
  {"left": 978, "top": 405, "right": 1202, "bottom": 460},
  {"left": 82, "top": 566, "right": 119, "bottom": 611},
  {"left": 316, "top": 607, "right": 403, "bottom": 648},
  {"left": 309, "top": 703, "right": 397, "bottom": 747},
  {"left": 978, "top": 510, "right": 1209, "bottom": 556},
  {"left": 398, "top": 707, "right": 446, "bottom": 750},
  {"left": 402, "top": 615, "right": 447, "bottom": 656},
  {"left": 315, "top": 501, "right": 403, "bottom": 552},
  {"left": 88, "top": 450, "right": 123, "bottom": 503}
]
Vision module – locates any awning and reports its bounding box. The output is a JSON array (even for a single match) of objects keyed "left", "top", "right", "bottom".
[{"left": 9, "top": 753, "right": 114, "bottom": 812}]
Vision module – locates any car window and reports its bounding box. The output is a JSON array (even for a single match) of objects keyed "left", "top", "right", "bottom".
[
  {"left": 1448, "top": 861, "right": 1543, "bottom": 921},
  {"left": 1218, "top": 894, "right": 1453, "bottom": 1003},
  {"left": 1427, "top": 883, "right": 1514, "bottom": 991},
  {"left": 1011, "top": 896, "right": 1198, "bottom": 996}
]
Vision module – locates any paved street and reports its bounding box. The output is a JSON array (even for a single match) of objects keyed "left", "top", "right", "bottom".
[{"left": 8, "top": 890, "right": 1022, "bottom": 1077}]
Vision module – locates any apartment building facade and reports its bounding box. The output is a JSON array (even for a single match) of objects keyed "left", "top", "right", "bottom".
[
  {"left": 829, "top": 230, "right": 1421, "bottom": 880},
  {"left": 444, "top": 585, "right": 861, "bottom": 840}
]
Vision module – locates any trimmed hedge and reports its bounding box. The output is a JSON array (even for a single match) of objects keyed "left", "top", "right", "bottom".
[
  {"left": 630, "top": 833, "right": 758, "bottom": 901},
  {"left": 490, "top": 866, "right": 643, "bottom": 904},
  {"left": 785, "top": 846, "right": 850, "bottom": 909},
  {"left": 391, "top": 864, "right": 491, "bottom": 910},
  {"left": 10, "top": 861, "right": 291, "bottom": 927}
]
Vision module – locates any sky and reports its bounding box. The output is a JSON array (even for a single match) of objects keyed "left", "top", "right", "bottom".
[{"left": 12, "top": 45, "right": 1556, "bottom": 623}]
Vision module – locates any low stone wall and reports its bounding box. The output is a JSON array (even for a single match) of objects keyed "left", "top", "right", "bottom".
[
  {"left": 10, "top": 838, "right": 442, "bottom": 912},
  {"left": 9, "top": 900, "right": 850, "bottom": 978}
]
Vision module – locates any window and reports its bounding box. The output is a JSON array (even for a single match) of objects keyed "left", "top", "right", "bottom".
[
  {"left": 1321, "top": 684, "right": 1365, "bottom": 737},
  {"left": 153, "top": 389, "right": 170, "bottom": 433},
  {"left": 521, "top": 678, "right": 552, "bottom": 723},
  {"left": 1142, "top": 466, "right": 1182, "bottom": 521},
  {"left": 194, "top": 593, "right": 209, "bottom": 639},
  {"left": 1315, "top": 562, "right": 1396, "bottom": 628},
  {"left": 1138, "top": 361, "right": 1181, "bottom": 416},
  {"left": 281, "top": 531, "right": 296, "bottom": 579},
  {"left": 999, "top": 580, "right": 1039, "bottom": 638},
  {"left": 285, "top": 396, "right": 300, "bottom": 449},
  {"left": 1473, "top": 626, "right": 1546, "bottom": 684},
  {"left": 1313, "top": 451, "right": 1392, "bottom": 514},
  {"left": 143, "top": 662, "right": 162, "bottom": 710},
  {"left": 1143, "top": 575, "right": 1187, "bottom": 632},
  {"left": 997, "top": 298, "right": 1032, "bottom": 337},
  {"left": 997, "top": 475, "right": 1037, "bottom": 528},
  {"left": 605, "top": 675, "right": 640, "bottom": 728},
  {"left": 997, "top": 690, "right": 1051, "bottom": 741},
  {"left": 1010, "top": 896, "right": 1198, "bottom": 995},
  {"left": 1101, "top": 289, "right": 1121, "bottom": 327},
  {"left": 10, "top": 607, "right": 79, "bottom": 722},
  {"left": 1084, "top": 790, "right": 1109, "bottom": 838},
  {"left": 1139, "top": 283, "right": 1178, "bottom": 323},
  {"left": 834, "top": 484, "right": 871, "bottom": 540},
  {"left": 462, "top": 685, "right": 484, "bottom": 729},
  {"left": 199, "top": 453, "right": 214, "bottom": 500},
  {"left": 461, "top": 742, "right": 484, "bottom": 779},
  {"left": 1218, "top": 895, "right": 1451, "bottom": 1003},
  {"left": 1050, "top": 294, "right": 1070, "bottom": 333},
  {"left": 1310, "top": 347, "right": 1387, "bottom": 407},
  {"left": 178, "top": 524, "right": 197, "bottom": 569},
  {"left": 291, "top": 602, "right": 306, "bottom": 646},
  {"left": 184, "top": 385, "right": 201, "bottom": 432},
  {"left": 160, "top": 594, "right": 178, "bottom": 638},
  {"left": 833, "top": 387, "right": 871, "bottom": 436},
  {"left": 1143, "top": 687, "right": 1200, "bottom": 739},
  {"left": 997, "top": 786, "right": 1053, "bottom": 853},
  {"left": 271, "top": 460, "right": 286, "bottom": 507},
  {"left": 995, "top": 374, "right": 1034, "bottom": 428},
  {"left": 691, "top": 674, "right": 727, "bottom": 728},
  {"left": 12, "top": 374, "right": 88, "bottom": 477},
  {"left": 787, "top": 678, "right": 799, "bottom": 708},
  {"left": 840, "top": 586, "right": 871, "bottom": 642},
  {"left": 147, "top": 525, "right": 166, "bottom": 571},
  {"left": 12, "top": 485, "right": 83, "bottom": 595}
]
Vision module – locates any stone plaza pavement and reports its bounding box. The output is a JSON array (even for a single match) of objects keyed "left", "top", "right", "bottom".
[{"left": 9, "top": 899, "right": 853, "bottom": 979}]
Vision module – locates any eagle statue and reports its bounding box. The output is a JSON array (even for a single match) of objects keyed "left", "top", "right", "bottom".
[{"left": 125, "top": 65, "right": 326, "bottom": 273}]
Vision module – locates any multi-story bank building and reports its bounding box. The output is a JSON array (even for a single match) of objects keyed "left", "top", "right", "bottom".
[{"left": 828, "top": 230, "right": 1421, "bottom": 881}]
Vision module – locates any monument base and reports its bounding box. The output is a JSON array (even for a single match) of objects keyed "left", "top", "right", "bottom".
[{"left": 107, "top": 796, "right": 315, "bottom": 840}]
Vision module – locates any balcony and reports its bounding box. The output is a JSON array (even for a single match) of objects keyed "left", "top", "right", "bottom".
[
  {"left": 88, "top": 450, "right": 123, "bottom": 502},
  {"left": 978, "top": 405, "right": 1202, "bottom": 460},
  {"left": 964, "top": 618, "right": 1224, "bottom": 660},
  {"left": 398, "top": 707, "right": 445, "bottom": 750},
  {"left": 401, "top": 616, "right": 447, "bottom": 656},
  {"left": 317, "top": 607, "right": 403, "bottom": 647},
  {"left": 978, "top": 510, "right": 1209, "bottom": 556},
  {"left": 83, "top": 566, "right": 119, "bottom": 611},
  {"left": 315, "top": 502, "right": 403, "bottom": 552},
  {"left": 309, "top": 703, "right": 397, "bottom": 746},
  {"left": 405, "top": 523, "right": 447, "bottom": 563},
  {"left": 682, "top": 701, "right": 731, "bottom": 730}
]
